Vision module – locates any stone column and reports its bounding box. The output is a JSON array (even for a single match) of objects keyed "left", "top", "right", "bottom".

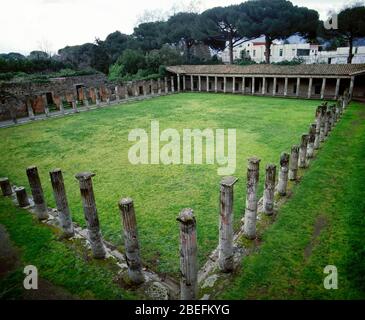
[
  {"left": 273, "top": 77, "right": 277, "bottom": 96},
  {"left": 307, "top": 124, "right": 316, "bottom": 159},
  {"left": 150, "top": 79, "right": 154, "bottom": 95},
  {"left": 296, "top": 78, "right": 301, "bottom": 97},
  {"left": 177, "top": 208, "right": 197, "bottom": 300},
  {"left": 242, "top": 77, "right": 246, "bottom": 94},
  {"left": 27, "top": 101, "right": 35, "bottom": 120},
  {"left": 171, "top": 77, "right": 175, "bottom": 93},
  {"left": 335, "top": 78, "right": 341, "bottom": 100},
  {"left": 198, "top": 76, "right": 201, "bottom": 92},
  {"left": 251, "top": 77, "right": 255, "bottom": 95},
  {"left": 223, "top": 77, "right": 227, "bottom": 93},
  {"left": 308, "top": 78, "right": 313, "bottom": 99},
  {"left": 0, "top": 177, "right": 13, "bottom": 196},
  {"left": 319, "top": 106, "right": 326, "bottom": 142},
  {"left": 95, "top": 88, "right": 101, "bottom": 106},
  {"left": 134, "top": 82, "right": 139, "bottom": 97},
  {"left": 243, "top": 157, "right": 260, "bottom": 240},
  {"left": 277, "top": 153, "right": 290, "bottom": 196},
  {"left": 72, "top": 99, "right": 79, "bottom": 113},
  {"left": 59, "top": 98, "right": 65, "bottom": 114},
  {"left": 218, "top": 176, "right": 238, "bottom": 272},
  {"left": 206, "top": 76, "right": 209, "bottom": 92},
  {"left": 125, "top": 85, "right": 129, "bottom": 99},
  {"left": 15, "top": 187, "right": 30, "bottom": 207},
  {"left": 183, "top": 76, "right": 186, "bottom": 91},
  {"left": 119, "top": 198, "right": 144, "bottom": 284},
  {"left": 115, "top": 86, "right": 120, "bottom": 102},
  {"left": 164, "top": 77, "right": 168, "bottom": 94},
  {"left": 83, "top": 88, "right": 90, "bottom": 109},
  {"left": 50, "top": 169, "right": 74, "bottom": 237},
  {"left": 262, "top": 77, "right": 266, "bottom": 95},
  {"left": 298, "top": 134, "right": 310, "bottom": 168},
  {"left": 26, "top": 166, "right": 48, "bottom": 220},
  {"left": 190, "top": 75, "right": 194, "bottom": 92},
  {"left": 314, "top": 106, "right": 322, "bottom": 150},
  {"left": 349, "top": 76, "right": 355, "bottom": 99},
  {"left": 215, "top": 76, "right": 218, "bottom": 93},
  {"left": 75, "top": 172, "right": 106, "bottom": 259},
  {"left": 158, "top": 79, "right": 162, "bottom": 95},
  {"left": 43, "top": 95, "right": 50, "bottom": 117},
  {"left": 284, "top": 77, "right": 288, "bottom": 97},
  {"left": 232, "top": 77, "right": 236, "bottom": 94},
  {"left": 289, "top": 145, "right": 299, "bottom": 181},
  {"left": 9, "top": 107, "right": 17, "bottom": 124},
  {"left": 143, "top": 82, "right": 147, "bottom": 96},
  {"left": 321, "top": 78, "right": 327, "bottom": 100},
  {"left": 263, "top": 164, "right": 276, "bottom": 215},
  {"left": 177, "top": 75, "right": 181, "bottom": 92},
  {"left": 324, "top": 108, "right": 331, "bottom": 137}
]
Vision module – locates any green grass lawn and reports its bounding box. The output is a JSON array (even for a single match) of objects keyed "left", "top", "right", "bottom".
[
  {"left": 0, "top": 93, "right": 319, "bottom": 275},
  {"left": 218, "top": 102, "right": 365, "bottom": 300},
  {"left": 0, "top": 198, "right": 138, "bottom": 300}
]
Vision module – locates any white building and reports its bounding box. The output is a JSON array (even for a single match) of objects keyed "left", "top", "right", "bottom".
[
  {"left": 314, "top": 47, "right": 365, "bottom": 64},
  {"left": 219, "top": 40, "right": 365, "bottom": 65}
]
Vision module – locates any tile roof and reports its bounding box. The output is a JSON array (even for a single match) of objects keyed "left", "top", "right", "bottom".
[{"left": 166, "top": 64, "right": 365, "bottom": 77}]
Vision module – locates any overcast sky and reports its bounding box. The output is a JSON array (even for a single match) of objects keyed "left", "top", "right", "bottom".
[{"left": 0, "top": 0, "right": 360, "bottom": 55}]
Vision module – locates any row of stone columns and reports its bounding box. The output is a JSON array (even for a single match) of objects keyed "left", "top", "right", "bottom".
[
  {"left": 178, "top": 75, "right": 354, "bottom": 100},
  {"left": 0, "top": 166, "right": 146, "bottom": 285},
  {"left": 13, "top": 77, "right": 178, "bottom": 124}
]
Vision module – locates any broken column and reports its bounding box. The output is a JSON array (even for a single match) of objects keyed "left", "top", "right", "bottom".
[
  {"left": 263, "top": 164, "right": 276, "bottom": 216},
  {"left": 59, "top": 99, "right": 65, "bottom": 114},
  {"left": 106, "top": 88, "right": 111, "bottom": 104},
  {"left": 307, "top": 123, "right": 316, "bottom": 159},
  {"left": 289, "top": 145, "right": 299, "bottom": 181},
  {"left": 71, "top": 99, "right": 79, "bottom": 113},
  {"left": 277, "top": 152, "right": 290, "bottom": 196},
  {"left": 319, "top": 106, "right": 326, "bottom": 142},
  {"left": 83, "top": 88, "right": 90, "bottom": 108},
  {"left": 118, "top": 198, "right": 144, "bottom": 284},
  {"left": 324, "top": 108, "right": 330, "bottom": 138},
  {"left": 9, "top": 107, "right": 17, "bottom": 124},
  {"left": 26, "top": 166, "right": 49, "bottom": 220},
  {"left": 124, "top": 85, "right": 129, "bottom": 99},
  {"left": 43, "top": 95, "right": 50, "bottom": 117},
  {"left": 50, "top": 169, "right": 74, "bottom": 237},
  {"left": 0, "top": 177, "right": 13, "bottom": 196},
  {"left": 94, "top": 88, "right": 101, "bottom": 106},
  {"left": 298, "top": 134, "right": 310, "bottom": 168},
  {"left": 75, "top": 172, "right": 105, "bottom": 259},
  {"left": 115, "top": 86, "right": 120, "bottom": 102},
  {"left": 15, "top": 187, "right": 30, "bottom": 207},
  {"left": 218, "top": 176, "right": 238, "bottom": 272},
  {"left": 27, "top": 100, "right": 35, "bottom": 120},
  {"left": 243, "top": 157, "right": 260, "bottom": 240},
  {"left": 177, "top": 208, "right": 198, "bottom": 300},
  {"left": 314, "top": 106, "right": 321, "bottom": 150}
]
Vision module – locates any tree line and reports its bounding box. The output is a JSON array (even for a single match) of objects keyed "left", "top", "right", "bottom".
[{"left": 1, "top": 0, "right": 364, "bottom": 82}]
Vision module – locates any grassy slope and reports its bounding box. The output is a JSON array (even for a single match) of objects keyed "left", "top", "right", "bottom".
[
  {"left": 0, "top": 93, "right": 318, "bottom": 274},
  {"left": 219, "top": 103, "right": 365, "bottom": 299},
  {"left": 0, "top": 198, "right": 137, "bottom": 299}
]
